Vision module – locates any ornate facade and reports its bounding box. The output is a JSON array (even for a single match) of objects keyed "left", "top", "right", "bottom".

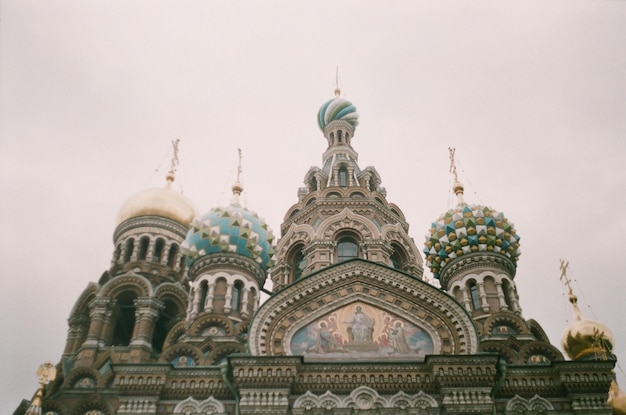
[{"left": 18, "top": 91, "right": 618, "bottom": 415}]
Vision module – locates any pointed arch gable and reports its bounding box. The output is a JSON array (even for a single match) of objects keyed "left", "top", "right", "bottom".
[
  {"left": 68, "top": 282, "right": 99, "bottom": 320},
  {"left": 248, "top": 260, "right": 477, "bottom": 357},
  {"left": 318, "top": 208, "right": 381, "bottom": 240}
]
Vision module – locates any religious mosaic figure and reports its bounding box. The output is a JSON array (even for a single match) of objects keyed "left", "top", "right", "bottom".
[
  {"left": 345, "top": 305, "right": 375, "bottom": 344},
  {"left": 316, "top": 322, "right": 339, "bottom": 353},
  {"left": 389, "top": 321, "right": 409, "bottom": 353}
]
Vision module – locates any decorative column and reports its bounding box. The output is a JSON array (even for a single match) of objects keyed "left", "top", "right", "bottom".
[
  {"left": 84, "top": 297, "right": 113, "bottom": 347},
  {"left": 241, "top": 287, "right": 251, "bottom": 318},
  {"left": 477, "top": 282, "right": 489, "bottom": 312},
  {"left": 64, "top": 315, "right": 90, "bottom": 356},
  {"left": 460, "top": 288, "right": 472, "bottom": 312},
  {"left": 495, "top": 281, "right": 508, "bottom": 311},
  {"left": 130, "top": 297, "right": 164, "bottom": 349},
  {"left": 205, "top": 282, "right": 216, "bottom": 312},
  {"left": 224, "top": 283, "right": 233, "bottom": 313}
]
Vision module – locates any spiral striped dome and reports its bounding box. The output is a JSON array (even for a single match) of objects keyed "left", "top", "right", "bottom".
[{"left": 317, "top": 96, "right": 359, "bottom": 130}]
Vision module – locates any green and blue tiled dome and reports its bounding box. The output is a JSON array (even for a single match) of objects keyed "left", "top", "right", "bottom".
[
  {"left": 182, "top": 202, "right": 275, "bottom": 271},
  {"left": 317, "top": 94, "right": 359, "bottom": 131},
  {"left": 424, "top": 204, "right": 521, "bottom": 280}
]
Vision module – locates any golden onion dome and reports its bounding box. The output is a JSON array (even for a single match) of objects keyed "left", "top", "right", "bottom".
[
  {"left": 116, "top": 172, "right": 199, "bottom": 227},
  {"left": 561, "top": 294, "right": 615, "bottom": 361}
]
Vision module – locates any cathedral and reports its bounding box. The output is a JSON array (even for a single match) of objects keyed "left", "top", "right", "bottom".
[{"left": 18, "top": 89, "right": 622, "bottom": 415}]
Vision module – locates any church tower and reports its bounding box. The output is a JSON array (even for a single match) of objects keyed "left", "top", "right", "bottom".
[{"left": 270, "top": 89, "right": 423, "bottom": 290}]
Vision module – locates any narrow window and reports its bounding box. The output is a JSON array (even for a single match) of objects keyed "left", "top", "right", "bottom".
[
  {"left": 167, "top": 244, "right": 179, "bottom": 268},
  {"left": 138, "top": 236, "right": 150, "bottom": 260},
  {"left": 124, "top": 239, "right": 134, "bottom": 262},
  {"left": 153, "top": 239, "right": 165, "bottom": 263},
  {"left": 198, "top": 281, "right": 208, "bottom": 313},
  {"left": 232, "top": 282, "right": 243, "bottom": 312},
  {"left": 294, "top": 250, "right": 307, "bottom": 280},
  {"left": 111, "top": 291, "right": 137, "bottom": 347},
  {"left": 502, "top": 279, "right": 512, "bottom": 307},
  {"left": 469, "top": 281, "right": 481, "bottom": 310},
  {"left": 339, "top": 168, "right": 348, "bottom": 187},
  {"left": 337, "top": 130, "right": 343, "bottom": 142},
  {"left": 389, "top": 250, "right": 402, "bottom": 270}
]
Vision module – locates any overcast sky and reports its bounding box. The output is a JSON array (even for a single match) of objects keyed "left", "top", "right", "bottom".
[{"left": 1, "top": 0, "right": 625, "bottom": 411}]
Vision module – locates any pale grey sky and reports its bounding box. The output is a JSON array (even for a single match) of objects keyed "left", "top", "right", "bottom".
[{"left": 1, "top": 0, "right": 625, "bottom": 411}]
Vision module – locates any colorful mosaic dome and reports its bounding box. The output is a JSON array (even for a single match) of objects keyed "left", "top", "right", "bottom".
[
  {"left": 182, "top": 203, "right": 275, "bottom": 270},
  {"left": 317, "top": 95, "right": 359, "bottom": 131},
  {"left": 424, "top": 204, "right": 521, "bottom": 280}
]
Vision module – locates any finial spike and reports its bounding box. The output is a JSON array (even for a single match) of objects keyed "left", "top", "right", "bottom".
[
  {"left": 560, "top": 259, "right": 582, "bottom": 320},
  {"left": 334, "top": 66, "right": 341, "bottom": 96},
  {"left": 231, "top": 148, "right": 244, "bottom": 205},
  {"left": 448, "top": 147, "right": 465, "bottom": 205},
  {"left": 166, "top": 138, "right": 180, "bottom": 186}
]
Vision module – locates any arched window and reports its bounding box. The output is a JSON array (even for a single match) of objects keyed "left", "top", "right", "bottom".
[
  {"left": 337, "top": 130, "right": 343, "bottom": 142},
  {"left": 198, "top": 281, "right": 208, "bottom": 313},
  {"left": 389, "top": 250, "right": 402, "bottom": 270},
  {"left": 114, "top": 244, "right": 122, "bottom": 263},
  {"left": 152, "top": 298, "right": 182, "bottom": 353},
  {"left": 153, "top": 238, "right": 165, "bottom": 263},
  {"left": 339, "top": 168, "right": 348, "bottom": 187},
  {"left": 167, "top": 244, "right": 179, "bottom": 268},
  {"left": 138, "top": 236, "right": 150, "bottom": 260},
  {"left": 124, "top": 239, "right": 134, "bottom": 262},
  {"left": 232, "top": 281, "right": 243, "bottom": 312},
  {"left": 337, "top": 238, "right": 358, "bottom": 262},
  {"left": 502, "top": 279, "right": 512, "bottom": 307},
  {"left": 469, "top": 281, "right": 481, "bottom": 310},
  {"left": 293, "top": 249, "right": 307, "bottom": 280},
  {"left": 111, "top": 291, "right": 137, "bottom": 347}
]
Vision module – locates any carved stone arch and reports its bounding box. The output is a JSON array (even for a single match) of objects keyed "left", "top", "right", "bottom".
[
  {"left": 206, "top": 343, "right": 246, "bottom": 365},
  {"left": 527, "top": 319, "right": 551, "bottom": 343},
  {"left": 388, "top": 202, "right": 407, "bottom": 221},
  {"left": 505, "top": 395, "right": 531, "bottom": 412},
  {"left": 380, "top": 224, "right": 423, "bottom": 266},
  {"left": 519, "top": 340, "right": 564, "bottom": 363},
  {"left": 162, "top": 320, "right": 187, "bottom": 349},
  {"left": 249, "top": 261, "right": 478, "bottom": 356},
  {"left": 235, "top": 319, "right": 250, "bottom": 337},
  {"left": 188, "top": 313, "right": 235, "bottom": 337},
  {"left": 293, "top": 391, "right": 343, "bottom": 410},
  {"left": 199, "top": 338, "right": 217, "bottom": 356},
  {"left": 68, "top": 282, "right": 99, "bottom": 320},
  {"left": 319, "top": 208, "right": 381, "bottom": 240},
  {"left": 413, "top": 390, "right": 440, "bottom": 410},
  {"left": 528, "top": 395, "right": 555, "bottom": 411},
  {"left": 343, "top": 386, "right": 387, "bottom": 409},
  {"left": 154, "top": 282, "right": 188, "bottom": 308},
  {"left": 41, "top": 400, "right": 66, "bottom": 415},
  {"left": 159, "top": 343, "right": 203, "bottom": 365},
  {"left": 99, "top": 272, "right": 153, "bottom": 298},
  {"left": 173, "top": 396, "right": 226, "bottom": 414},
  {"left": 480, "top": 340, "right": 519, "bottom": 364},
  {"left": 274, "top": 223, "right": 315, "bottom": 262},
  {"left": 63, "top": 366, "right": 100, "bottom": 389},
  {"left": 484, "top": 312, "right": 530, "bottom": 336}
]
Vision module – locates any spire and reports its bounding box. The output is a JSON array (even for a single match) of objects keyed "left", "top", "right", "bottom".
[
  {"left": 231, "top": 148, "right": 244, "bottom": 205},
  {"left": 166, "top": 138, "right": 180, "bottom": 187},
  {"left": 334, "top": 66, "right": 341, "bottom": 97},
  {"left": 559, "top": 259, "right": 583, "bottom": 321},
  {"left": 448, "top": 147, "right": 465, "bottom": 205}
]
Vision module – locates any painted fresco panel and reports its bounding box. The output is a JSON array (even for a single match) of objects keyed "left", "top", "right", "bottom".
[{"left": 290, "top": 302, "right": 435, "bottom": 360}]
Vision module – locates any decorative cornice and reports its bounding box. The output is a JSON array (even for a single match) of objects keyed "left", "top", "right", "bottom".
[
  {"left": 114, "top": 216, "right": 189, "bottom": 242},
  {"left": 188, "top": 253, "right": 266, "bottom": 285},
  {"left": 440, "top": 253, "right": 516, "bottom": 289}
]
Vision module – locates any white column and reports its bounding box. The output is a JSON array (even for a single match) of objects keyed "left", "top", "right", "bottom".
[
  {"left": 205, "top": 282, "right": 215, "bottom": 312},
  {"left": 477, "top": 282, "right": 489, "bottom": 312},
  {"left": 224, "top": 283, "right": 233, "bottom": 313},
  {"left": 495, "top": 281, "right": 508, "bottom": 311}
]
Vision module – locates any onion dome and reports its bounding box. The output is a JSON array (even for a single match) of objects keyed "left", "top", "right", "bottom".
[
  {"left": 561, "top": 280, "right": 615, "bottom": 360},
  {"left": 423, "top": 165, "right": 520, "bottom": 280},
  {"left": 181, "top": 178, "right": 275, "bottom": 271},
  {"left": 317, "top": 91, "right": 359, "bottom": 131},
  {"left": 116, "top": 171, "right": 199, "bottom": 227}
]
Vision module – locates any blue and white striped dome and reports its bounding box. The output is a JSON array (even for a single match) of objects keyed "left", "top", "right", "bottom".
[{"left": 317, "top": 96, "right": 359, "bottom": 130}]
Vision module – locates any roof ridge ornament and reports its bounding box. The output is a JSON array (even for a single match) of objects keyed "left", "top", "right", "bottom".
[
  {"left": 335, "top": 66, "right": 341, "bottom": 97},
  {"left": 448, "top": 147, "right": 465, "bottom": 205},
  {"left": 559, "top": 259, "right": 583, "bottom": 321}
]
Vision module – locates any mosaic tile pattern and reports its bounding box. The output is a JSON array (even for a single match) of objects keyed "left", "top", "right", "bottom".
[{"left": 424, "top": 204, "right": 520, "bottom": 279}]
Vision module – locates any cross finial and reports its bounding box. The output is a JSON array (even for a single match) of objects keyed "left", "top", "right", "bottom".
[
  {"left": 166, "top": 138, "right": 180, "bottom": 185},
  {"left": 448, "top": 147, "right": 465, "bottom": 205},
  {"left": 231, "top": 148, "right": 244, "bottom": 205},
  {"left": 560, "top": 259, "right": 582, "bottom": 320},
  {"left": 334, "top": 66, "right": 341, "bottom": 96}
]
